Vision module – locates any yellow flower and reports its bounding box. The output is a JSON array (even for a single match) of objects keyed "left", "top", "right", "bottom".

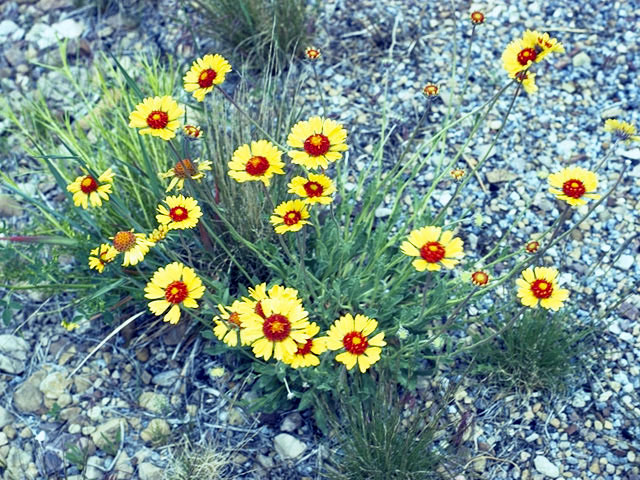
[
  {"left": 288, "top": 173, "right": 335, "bottom": 204},
  {"left": 502, "top": 30, "right": 564, "bottom": 77},
  {"left": 400, "top": 226, "right": 464, "bottom": 272},
  {"left": 183, "top": 125, "right": 203, "bottom": 139},
  {"left": 147, "top": 225, "right": 169, "bottom": 243},
  {"left": 156, "top": 195, "right": 203, "bottom": 230},
  {"left": 305, "top": 46, "right": 321, "bottom": 60},
  {"left": 228, "top": 140, "right": 285, "bottom": 187},
  {"left": 282, "top": 323, "right": 327, "bottom": 369},
  {"left": 66, "top": 168, "right": 114, "bottom": 209},
  {"left": 548, "top": 167, "right": 600, "bottom": 207},
  {"left": 61, "top": 320, "right": 80, "bottom": 331},
  {"left": 423, "top": 84, "right": 439, "bottom": 97},
  {"left": 241, "top": 295, "right": 311, "bottom": 361},
  {"left": 470, "top": 11, "right": 485, "bottom": 24},
  {"left": 516, "top": 266, "right": 569, "bottom": 311},
  {"left": 525, "top": 240, "right": 540, "bottom": 254},
  {"left": 323, "top": 313, "right": 386, "bottom": 373},
  {"left": 604, "top": 119, "right": 640, "bottom": 143},
  {"left": 111, "top": 230, "right": 154, "bottom": 266},
  {"left": 183, "top": 54, "right": 232, "bottom": 102},
  {"left": 144, "top": 262, "right": 205, "bottom": 324},
  {"left": 450, "top": 169, "right": 465, "bottom": 181},
  {"left": 159, "top": 159, "right": 212, "bottom": 192},
  {"left": 287, "top": 117, "right": 348, "bottom": 170},
  {"left": 88, "top": 243, "right": 118, "bottom": 273},
  {"left": 128, "top": 96, "right": 184, "bottom": 141},
  {"left": 270, "top": 199, "right": 311, "bottom": 234},
  {"left": 213, "top": 301, "right": 245, "bottom": 347},
  {"left": 471, "top": 270, "right": 489, "bottom": 286}
]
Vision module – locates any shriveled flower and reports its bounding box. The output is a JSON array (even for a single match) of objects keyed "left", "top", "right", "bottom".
[
  {"left": 400, "top": 226, "right": 464, "bottom": 272},
  {"left": 471, "top": 270, "right": 490, "bottom": 286},
  {"left": 305, "top": 46, "right": 321, "bottom": 60},
  {"left": 144, "top": 262, "right": 205, "bottom": 324},
  {"left": 128, "top": 96, "right": 184, "bottom": 141},
  {"left": 283, "top": 323, "right": 327, "bottom": 369},
  {"left": 147, "top": 225, "right": 169, "bottom": 243},
  {"left": 156, "top": 195, "right": 202, "bottom": 230},
  {"left": 183, "top": 54, "right": 232, "bottom": 102},
  {"left": 548, "top": 167, "right": 600, "bottom": 207},
  {"left": 270, "top": 199, "right": 311, "bottom": 234},
  {"left": 604, "top": 119, "right": 640, "bottom": 143},
  {"left": 423, "top": 84, "right": 439, "bottom": 97},
  {"left": 470, "top": 11, "right": 485, "bottom": 24},
  {"left": 61, "top": 320, "right": 80, "bottom": 331},
  {"left": 287, "top": 117, "right": 348, "bottom": 170},
  {"left": 515, "top": 70, "right": 538, "bottom": 95},
  {"left": 502, "top": 30, "right": 564, "bottom": 78},
  {"left": 183, "top": 125, "right": 203, "bottom": 139},
  {"left": 213, "top": 300, "right": 245, "bottom": 347},
  {"left": 288, "top": 173, "right": 335, "bottom": 204},
  {"left": 450, "top": 168, "right": 465, "bottom": 181},
  {"left": 228, "top": 140, "right": 285, "bottom": 187},
  {"left": 525, "top": 240, "right": 540, "bottom": 254},
  {"left": 241, "top": 295, "right": 311, "bottom": 361},
  {"left": 111, "top": 230, "right": 154, "bottom": 266},
  {"left": 522, "top": 30, "right": 565, "bottom": 63},
  {"left": 160, "top": 158, "right": 212, "bottom": 192},
  {"left": 324, "top": 313, "right": 386, "bottom": 373},
  {"left": 88, "top": 243, "right": 118, "bottom": 273},
  {"left": 516, "top": 266, "right": 569, "bottom": 311},
  {"left": 67, "top": 168, "right": 114, "bottom": 209}
]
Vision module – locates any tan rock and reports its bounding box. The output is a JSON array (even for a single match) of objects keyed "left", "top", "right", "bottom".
[{"left": 91, "top": 418, "right": 125, "bottom": 451}]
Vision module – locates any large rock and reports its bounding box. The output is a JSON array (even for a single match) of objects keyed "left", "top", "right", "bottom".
[
  {"left": 140, "top": 419, "right": 171, "bottom": 445},
  {"left": 534, "top": 455, "right": 560, "bottom": 478},
  {"left": 39, "top": 370, "right": 70, "bottom": 399},
  {"left": 139, "top": 392, "right": 169, "bottom": 414},
  {"left": 138, "top": 462, "right": 163, "bottom": 480},
  {"left": 91, "top": 418, "right": 126, "bottom": 451},
  {"left": 273, "top": 433, "right": 307, "bottom": 459},
  {"left": 0, "top": 334, "right": 30, "bottom": 374},
  {"left": 13, "top": 371, "right": 46, "bottom": 414},
  {"left": 0, "top": 406, "right": 14, "bottom": 428}
]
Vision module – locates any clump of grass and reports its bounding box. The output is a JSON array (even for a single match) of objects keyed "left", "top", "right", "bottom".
[
  {"left": 324, "top": 379, "right": 450, "bottom": 480},
  {"left": 189, "top": 0, "right": 312, "bottom": 71},
  {"left": 164, "top": 436, "right": 232, "bottom": 480},
  {"left": 471, "top": 308, "right": 593, "bottom": 392}
]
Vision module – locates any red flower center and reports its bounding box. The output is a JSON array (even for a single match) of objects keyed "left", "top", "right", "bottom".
[
  {"left": 296, "top": 339, "right": 313, "bottom": 356},
  {"left": 283, "top": 210, "right": 302, "bottom": 226},
  {"left": 113, "top": 231, "right": 136, "bottom": 252},
  {"left": 530, "top": 279, "right": 553, "bottom": 299},
  {"left": 174, "top": 159, "right": 197, "bottom": 178},
  {"left": 255, "top": 301, "right": 265, "bottom": 318},
  {"left": 517, "top": 48, "right": 537, "bottom": 66},
  {"left": 146, "top": 110, "right": 169, "bottom": 129},
  {"left": 471, "top": 271, "right": 489, "bottom": 286},
  {"left": 420, "top": 241, "right": 446, "bottom": 263},
  {"left": 198, "top": 68, "right": 217, "bottom": 88},
  {"left": 470, "top": 11, "right": 485, "bottom": 24},
  {"left": 303, "top": 181, "right": 324, "bottom": 197},
  {"left": 343, "top": 331, "right": 369, "bottom": 355},
  {"left": 262, "top": 313, "right": 291, "bottom": 342},
  {"left": 169, "top": 206, "right": 189, "bottom": 222},
  {"left": 228, "top": 312, "right": 242, "bottom": 327},
  {"left": 304, "top": 134, "right": 330, "bottom": 156},
  {"left": 80, "top": 176, "right": 98, "bottom": 193},
  {"left": 245, "top": 156, "right": 269, "bottom": 176},
  {"left": 562, "top": 179, "right": 586, "bottom": 199},
  {"left": 423, "top": 84, "right": 439, "bottom": 96},
  {"left": 165, "top": 280, "right": 189, "bottom": 304}
]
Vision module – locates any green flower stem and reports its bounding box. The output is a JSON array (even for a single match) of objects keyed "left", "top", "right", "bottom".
[
  {"left": 593, "top": 139, "right": 620, "bottom": 173},
  {"left": 433, "top": 80, "right": 522, "bottom": 225},
  {"left": 421, "top": 287, "right": 477, "bottom": 348},
  {"left": 311, "top": 62, "right": 327, "bottom": 118},
  {"left": 416, "top": 273, "right": 433, "bottom": 325},
  {"left": 296, "top": 228, "right": 314, "bottom": 301},
  {"left": 261, "top": 183, "right": 296, "bottom": 263},
  {"left": 216, "top": 86, "right": 286, "bottom": 150},
  {"left": 457, "top": 25, "right": 478, "bottom": 107}
]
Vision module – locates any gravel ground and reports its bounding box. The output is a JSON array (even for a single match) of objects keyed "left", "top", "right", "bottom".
[{"left": 0, "top": 0, "right": 639, "bottom": 479}]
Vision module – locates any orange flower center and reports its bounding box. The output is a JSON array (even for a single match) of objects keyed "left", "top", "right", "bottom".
[
  {"left": 470, "top": 11, "right": 485, "bottom": 24},
  {"left": 113, "top": 231, "right": 136, "bottom": 252},
  {"left": 525, "top": 241, "right": 539, "bottom": 253},
  {"left": 420, "top": 241, "right": 445, "bottom": 263},
  {"left": 343, "top": 331, "right": 369, "bottom": 355},
  {"left": 169, "top": 206, "right": 189, "bottom": 222},
  {"left": 306, "top": 48, "right": 320, "bottom": 59},
  {"left": 562, "top": 179, "right": 586, "bottom": 198},
  {"left": 530, "top": 279, "right": 553, "bottom": 299},
  {"left": 296, "top": 338, "right": 313, "bottom": 356},
  {"left": 303, "top": 181, "right": 324, "bottom": 197},
  {"left": 228, "top": 312, "right": 242, "bottom": 327},
  {"left": 262, "top": 313, "right": 291, "bottom": 342},
  {"left": 304, "top": 134, "right": 330, "bottom": 156},
  {"left": 245, "top": 156, "right": 269, "bottom": 176},
  {"left": 283, "top": 210, "right": 302, "bottom": 226},
  {"left": 471, "top": 271, "right": 489, "bottom": 286},
  {"left": 198, "top": 68, "right": 217, "bottom": 88},
  {"left": 80, "top": 176, "right": 98, "bottom": 193},
  {"left": 165, "top": 280, "right": 188, "bottom": 304},
  {"left": 423, "top": 84, "right": 438, "bottom": 96},
  {"left": 174, "top": 159, "right": 198, "bottom": 178},
  {"left": 517, "top": 48, "right": 537, "bottom": 66},
  {"left": 146, "top": 110, "right": 169, "bottom": 129}
]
